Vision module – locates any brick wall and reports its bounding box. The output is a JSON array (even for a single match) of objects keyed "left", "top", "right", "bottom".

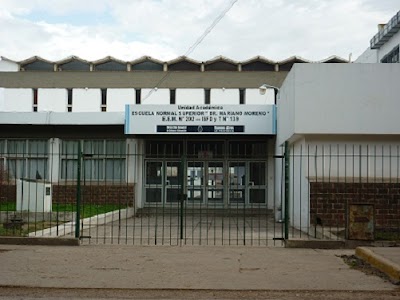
[
  {"left": 0, "top": 184, "right": 135, "bottom": 206},
  {"left": 53, "top": 184, "right": 135, "bottom": 205},
  {"left": 0, "top": 184, "right": 16, "bottom": 203},
  {"left": 310, "top": 182, "right": 400, "bottom": 229}
]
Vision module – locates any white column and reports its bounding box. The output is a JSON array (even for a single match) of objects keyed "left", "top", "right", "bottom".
[
  {"left": 127, "top": 138, "right": 144, "bottom": 209},
  {"left": 49, "top": 138, "right": 61, "bottom": 183}
]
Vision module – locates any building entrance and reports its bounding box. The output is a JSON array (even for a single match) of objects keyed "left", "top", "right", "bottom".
[{"left": 143, "top": 139, "right": 269, "bottom": 206}]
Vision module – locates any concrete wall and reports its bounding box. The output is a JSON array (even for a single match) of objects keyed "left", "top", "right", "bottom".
[
  {"left": 276, "top": 67, "right": 296, "bottom": 146},
  {"left": 107, "top": 88, "right": 136, "bottom": 112},
  {"left": 210, "top": 88, "right": 239, "bottom": 104},
  {"left": 246, "top": 88, "right": 274, "bottom": 104},
  {"left": 287, "top": 136, "right": 400, "bottom": 230},
  {"left": 0, "top": 87, "right": 277, "bottom": 113},
  {"left": 288, "top": 138, "right": 310, "bottom": 230},
  {"left": 38, "top": 89, "right": 67, "bottom": 112},
  {"left": 2, "top": 88, "right": 32, "bottom": 112},
  {"left": 355, "top": 48, "right": 378, "bottom": 63},
  {"left": 0, "top": 59, "right": 18, "bottom": 71},
  {"left": 72, "top": 88, "right": 101, "bottom": 112},
  {"left": 176, "top": 88, "right": 204, "bottom": 104},
  {"left": 277, "top": 64, "right": 400, "bottom": 146},
  {"left": 141, "top": 88, "right": 169, "bottom": 105}
]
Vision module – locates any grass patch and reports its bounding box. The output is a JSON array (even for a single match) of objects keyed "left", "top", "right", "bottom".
[
  {"left": 0, "top": 221, "right": 57, "bottom": 237},
  {"left": 53, "top": 203, "right": 128, "bottom": 219},
  {"left": 1, "top": 202, "right": 129, "bottom": 219},
  {"left": 375, "top": 229, "right": 400, "bottom": 242},
  {"left": 1, "top": 203, "right": 130, "bottom": 236},
  {"left": 0, "top": 202, "right": 16, "bottom": 211}
]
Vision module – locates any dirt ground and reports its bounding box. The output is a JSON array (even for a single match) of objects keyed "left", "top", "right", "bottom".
[
  {"left": 340, "top": 254, "right": 400, "bottom": 285},
  {"left": 0, "top": 287, "right": 399, "bottom": 300}
]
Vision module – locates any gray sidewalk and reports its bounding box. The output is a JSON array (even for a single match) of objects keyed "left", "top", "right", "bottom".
[{"left": 0, "top": 244, "right": 397, "bottom": 291}]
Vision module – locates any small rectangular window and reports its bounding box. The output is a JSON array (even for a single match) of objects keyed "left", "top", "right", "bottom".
[
  {"left": 170, "top": 89, "right": 176, "bottom": 104},
  {"left": 33, "top": 88, "right": 38, "bottom": 112},
  {"left": 67, "top": 88, "right": 73, "bottom": 112},
  {"left": 136, "top": 89, "right": 141, "bottom": 104},
  {"left": 239, "top": 89, "right": 245, "bottom": 104},
  {"left": 205, "top": 89, "right": 211, "bottom": 104},
  {"left": 101, "top": 88, "right": 107, "bottom": 112}
]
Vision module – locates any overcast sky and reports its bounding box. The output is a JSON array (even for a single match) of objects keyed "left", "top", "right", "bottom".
[{"left": 0, "top": 0, "right": 399, "bottom": 62}]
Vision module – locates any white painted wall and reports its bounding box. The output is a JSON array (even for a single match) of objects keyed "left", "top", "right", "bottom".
[
  {"left": 288, "top": 138, "right": 310, "bottom": 231},
  {"left": 37, "top": 89, "right": 67, "bottom": 112},
  {"left": 211, "top": 88, "right": 239, "bottom": 104},
  {"left": 141, "top": 88, "right": 169, "bottom": 105},
  {"left": 246, "top": 88, "right": 275, "bottom": 104},
  {"left": 176, "top": 88, "right": 204, "bottom": 104},
  {"left": 3, "top": 88, "right": 32, "bottom": 112},
  {"left": 355, "top": 48, "right": 378, "bottom": 63},
  {"left": 286, "top": 136, "right": 400, "bottom": 231},
  {"left": 301, "top": 137, "right": 400, "bottom": 180},
  {"left": 378, "top": 29, "right": 400, "bottom": 62},
  {"left": 0, "top": 88, "right": 4, "bottom": 111},
  {"left": 106, "top": 88, "right": 136, "bottom": 112},
  {"left": 277, "top": 64, "right": 400, "bottom": 146},
  {"left": 49, "top": 138, "right": 61, "bottom": 183},
  {"left": 276, "top": 68, "right": 295, "bottom": 146},
  {"left": 0, "top": 59, "right": 18, "bottom": 71},
  {"left": 72, "top": 88, "right": 101, "bottom": 112}
]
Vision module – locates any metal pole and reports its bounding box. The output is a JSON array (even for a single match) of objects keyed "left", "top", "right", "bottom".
[
  {"left": 75, "top": 142, "right": 81, "bottom": 239},
  {"left": 180, "top": 155, "right": 186, "bottom": 240},
  {"left": 284, "top": 141, "right": 290, "bottom": 240}
]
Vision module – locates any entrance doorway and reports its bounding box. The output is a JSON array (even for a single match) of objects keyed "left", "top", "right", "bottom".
[{"left": 143, "top": 139, "right": 269, "bottom": 206}]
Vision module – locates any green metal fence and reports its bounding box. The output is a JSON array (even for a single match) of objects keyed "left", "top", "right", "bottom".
[{"left": 1, "top": 139, "right": 399, "bottom": 245}]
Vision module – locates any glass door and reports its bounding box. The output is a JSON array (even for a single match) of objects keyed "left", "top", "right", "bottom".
[
  {"left": 228, "top": 161, "right": 267, "bottom": 205},
  {"left": 207, "top": 162, "right": 224, "bottom": 204},
  {"left": 248, "top": 162, "right": 267, "bottom": 204},
  {"left": 187, "top": 161, "right": 204, "bottom": 203},
  {"left": 165, "top": 161, "right": 181, "bottom": 203},
  {"left": 145, "top": 160, "right": 182, "bottom": 204},
  {"left": 229, "top": 162, "right": 246, "bottom": 204},
  {"left": 145, "top": 161, "right": 163, "bottom": 203}
]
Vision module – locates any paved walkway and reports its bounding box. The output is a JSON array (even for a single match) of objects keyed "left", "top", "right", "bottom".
[{"left": 0, "top": 245, "right": 397, "bottom": 291}]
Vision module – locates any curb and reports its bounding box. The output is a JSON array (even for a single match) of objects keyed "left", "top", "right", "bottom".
[
  {"left": 285, "top": 240, "right": 345, "bottom": 249},
  {"left": 28, "top": 208, "right": 135, "bottom": 237},
  {"left": 0, "top": 237, "right": 79, "bottom": 246},
  {"left": 355, "top": 247, "right": 400, "bottom": 283}
]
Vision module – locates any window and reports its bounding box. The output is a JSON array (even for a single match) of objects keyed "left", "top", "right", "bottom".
[
  {"left": 0, "top": 139, "right": 48, "bottom": 180},
  {"left": 205, "top": 61, "right": 237, "bottom": 71},
  {"left": 229, "top": 141, "right": 268, "bottom": 158},
  {"left": 145, "top": 141, "right": 183, "bottom": 158},
  {"left": 170, "top": 89, "right": 176, "bottom": 104},
  {"left": 33, "top": 88, "right": 38, "bottom": 112},
  {"left": 381, "top": 46, "right": 399, "bottom": 63},
  {"left": 187, "top": 141, "right": 224, "bottom": 158},
  {"left": 59, "top": 60, "right": 90, "bottom": 71},
  {"left": 131, "top": 61, "right": 163, "bottom": 71},
  {"left": 22, "top": 60, "right": 54, "bottom": 71},
  {"left": 168, "top": 61, "right": 200, "bottom": 71},
  {"left": 60, "top": 140, "right": 126, "bottom": 181},
  {"left": 95, "top": 61, "right": 126, "bottom": 71},
  {"left": 101, "top": 89, "right": 107, "bottom": 112},
  {"left": 239, "top": 89, "right": 245, "bottom": 104},
  {"left": 205, "top": 89, "right": 211, "bottom": 104},
  {"left": 242, "top": 61, "right": 275, "bottom": 71},
  {"left": 67, "top": 89, "right": 73, "bottom": 112},
  {"left": 136, "top": 89, "right": 141, "bottom": 104}
]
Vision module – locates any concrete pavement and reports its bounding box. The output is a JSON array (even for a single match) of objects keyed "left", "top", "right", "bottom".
[{"left": 0, "top": 245, "right": 397, "bottom": 291}]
